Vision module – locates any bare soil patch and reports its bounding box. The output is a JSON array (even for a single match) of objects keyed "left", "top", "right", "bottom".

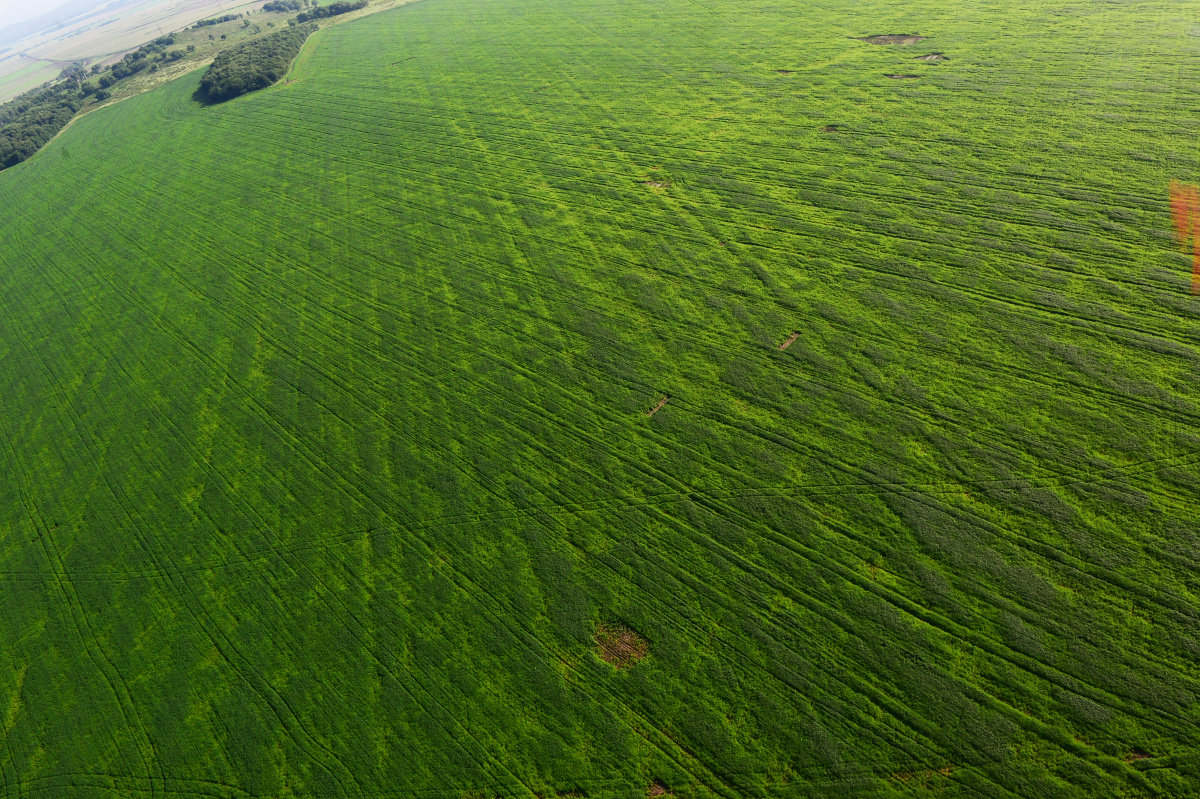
[
  {"left": 595, "top": 622, "right": 649, "bottom": 668},
  {"left": 915, "top": 53, "right": 948, "bottom": 61},
  {"left": 647, "top": 782, "right": 672, "bottom": 797},
  {"left": 644, "top": 180, "right": 671, "bottom": 189},
  {"left": 886, "top": 74, "right": 920, "bottom": 79},
  {"left": 776, "top": 69, "right": 794, "bottom": 74},
  {"left": 856, "top": 34, "right": 925, "bottom": 45},
  {"left": 1123, "top": 749, "right": 1152, "bottom": 763},
  {"left": 646, "top": 395, "right": 670, "bottom": 416},
  {"left": 822, "top": 124, "right": 842, "bottom": 133},
  {"left": 779, "top": 332, "right": 800, "bottom": 350}
]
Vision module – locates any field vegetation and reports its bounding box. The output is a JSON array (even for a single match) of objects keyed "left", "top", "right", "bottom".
[{"left": 1, "top": 0, "right": 1199, "bottom": 796}]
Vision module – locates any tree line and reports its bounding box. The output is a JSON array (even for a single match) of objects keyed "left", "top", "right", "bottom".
[
  {"left": 193, "top": 14, "right": 242, "bottom": 28},
  {"left": 198, "top": 23, "right": 318, "bottom": 102},
  {"left": 0, "top": 79, "right": 84, "bottom": 168},
  {"left": 292, "top": 1, "right": 368, "bottom": 23}
]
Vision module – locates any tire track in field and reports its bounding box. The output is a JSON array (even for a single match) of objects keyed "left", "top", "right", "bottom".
[
  {"left": 32, "top": 97, "right": 1200, "bottom": 686},
  {"left": 25, "top": 235, "right": 536, "bottom": 797},
  {"left": 0, "top": 395, "right": 160, "bottom": 794},
  {"left": 39, "top": 143, "right": 1200, "bottom": 715},
  {"left": 0, "top": 265, "right": 371, "bottom": 798},
  {"left": 19, "top": 214, "right": 734, "bottom": 798}
]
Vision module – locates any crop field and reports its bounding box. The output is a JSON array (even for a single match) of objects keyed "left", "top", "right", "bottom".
[{"left": 1, "top": 0, "right": 1200, "bottom": 795}]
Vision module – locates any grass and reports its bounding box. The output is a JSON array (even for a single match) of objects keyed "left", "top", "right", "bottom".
[{"left": 1, "top": 0, "right": 1199, "bottom": 796}]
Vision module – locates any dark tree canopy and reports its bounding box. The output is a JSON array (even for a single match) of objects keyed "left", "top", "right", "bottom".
[
  {"left": 0, "top": 81, "right": 84, "bottom": 169},
  {"left": 198, "top": 23, "right": 318, "bottom": 103},
  {"left": 293, "top": 1, "right": 367, "bottom": 23}
]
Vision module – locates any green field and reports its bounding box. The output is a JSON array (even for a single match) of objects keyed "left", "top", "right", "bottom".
[{"left": 2, "top": 0, "right": 1200, "bottom": 795}]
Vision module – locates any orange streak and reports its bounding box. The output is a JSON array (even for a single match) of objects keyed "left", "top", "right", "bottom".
[
  {"left": 1171, "top": 181, "right": 1189, "bottom": 246},
  {"left": 1188, "top": 185, "right": 1200, "bottom": 244},
  {"left": 1193, "top": 237, "right": 1200, "bottom": 295}
]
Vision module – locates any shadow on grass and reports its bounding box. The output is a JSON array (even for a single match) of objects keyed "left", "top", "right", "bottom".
[{"left": 191, "top": 86, "right": 224, "bottom": 106}]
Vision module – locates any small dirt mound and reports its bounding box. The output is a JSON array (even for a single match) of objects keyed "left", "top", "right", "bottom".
[
  {"left": 886, "top": 74, "right": 920, "bottom": 79},
  {"left": 821, "top": 124, "right": 842, "bottom": 133},
  {"left": 856, "top": 34, "right": 925, "bottom": 45},
  {"left": 915, "top": 52, "right": 947, "bottom": 60},
  {"left": 595, "top": 622, "right": 648, "bottom": 668}
]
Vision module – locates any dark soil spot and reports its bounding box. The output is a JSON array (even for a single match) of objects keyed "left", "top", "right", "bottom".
[
  {"left": 595, "top": 622, "right": 649, "bottom": 668},
  {"left": 822, "top": 124, "right": 842, "bottom": 133},
  {"left": 1124, "top": 749, "right": 1153, "bottom": 763},
  {"left": 886, "top": 74, "right": 920, "bottom": 79},
  {"left": 856, "top": 34, "right": 925, "bottom": 45},
  {"left": 915, "top": 52, "right": 947, "bottom": 60},
  {"left": 776, "top": 69, "right": 794, "bottom": 74}
]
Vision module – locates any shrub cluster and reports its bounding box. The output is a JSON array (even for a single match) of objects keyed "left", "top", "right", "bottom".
[
  {"left": 293, "top": 1, "right": 367, "bottom": 23},
  {"left": 263, "top": 0, "right": 303, "bottom": 11},
  {"left": 198, "top": 23, "right": 318, "bottom": 102}
]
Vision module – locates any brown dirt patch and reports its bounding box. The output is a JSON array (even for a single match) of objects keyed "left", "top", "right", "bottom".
[
  {"left": 776, "top": 69, "right": 794, "bottom": 74},
  {"left": 856, "top": 34, "right": 925, "bottom": 45},
  {"left": 646, "top": 396, "right": 670, "bottom": 416},
  {"left": 821, "top": 124, "right": 843, "bottom": 133},
  {"left": 647, "top": 782, "right": 672, "bottom": 797},
  {"left": 915, "top": 53, "right": 948, "bottom": 61},
  {"left": 644, "top": 180, "right": 671, "bottom": 189},
  {"left": 779, "top": 332, "right": 800, "bottom": 350},
  {"left": 1123, "top": 749, "right": 1152, "bottom": 763},
  {"left": 595, "top": 622, "right": 649, "bottom": 668},
  {"left": 886, "top": 74, "right": 920, "bottom": 79}
]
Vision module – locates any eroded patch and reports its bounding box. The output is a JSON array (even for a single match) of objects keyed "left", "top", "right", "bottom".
[
  {"left": 595, "top": 622, "right": 649, "bottom": 668},
  {"left": 915, "top": 52, "right": 948, "bottom": 61},
  {"left": 856, "top": 34, "right": 925, "bottom": 45}
]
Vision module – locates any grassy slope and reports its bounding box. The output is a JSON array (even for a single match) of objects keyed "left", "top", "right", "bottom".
[{"left": 1, "top": 0, "right": 1200, "bottom": 796}]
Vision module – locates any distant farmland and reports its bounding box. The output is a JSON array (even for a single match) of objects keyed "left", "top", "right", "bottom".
[{"left": 1, "top": 0, "right": 1199, "bottom": 795}]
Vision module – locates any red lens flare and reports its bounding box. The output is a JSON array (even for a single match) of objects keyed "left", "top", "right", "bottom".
[{"left": 1169, "top": 181, "right": 1200, "bottom": 294}]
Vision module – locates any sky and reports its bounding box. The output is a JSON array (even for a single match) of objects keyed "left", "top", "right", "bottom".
[
  {"left": 0, "top": 0, "right": 53, "bottom": 28},
  {"left": 0, "top": 0, "right": 101, "bottom": 35}
]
